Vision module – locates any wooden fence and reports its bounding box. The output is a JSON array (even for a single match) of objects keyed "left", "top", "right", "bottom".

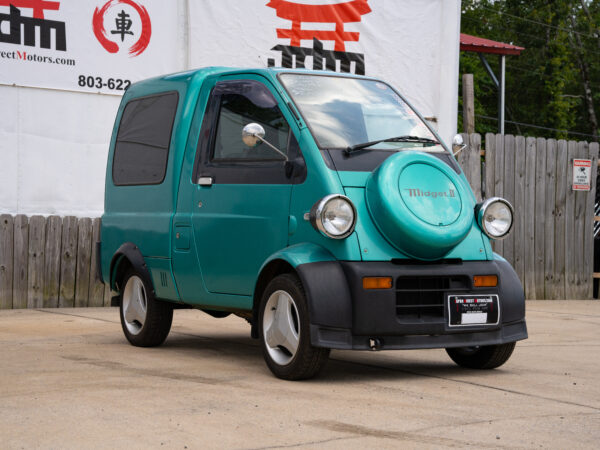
[
  {"left": 459, "top": 133, "right": 599, "bottom": 300},
  {"left": 0, "top": 215, "right": 111, "bottom": 309},
  {"left": 0, "top": 133, "right": 598, "bottom": 309}
]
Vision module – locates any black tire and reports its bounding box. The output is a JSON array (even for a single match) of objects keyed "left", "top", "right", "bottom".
[
  {"left": 446, "top": 342, "right": 516, "bottom": 369},
  {"left": 119, "top": 269, "right": 173, "bottom": 347},
  {"left": 258, "top": 273, "right": 330, "bottom": 380}
]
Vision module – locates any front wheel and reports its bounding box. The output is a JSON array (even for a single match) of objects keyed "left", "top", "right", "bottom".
[
  {"left": 446, "top": 342, "right": 516, "bottom": 369},
  {"left": 119, "top": 269, "right": 173, "bottom": 347},
  {"left": 259, "top": 274, "right": 329, "bottom": 380}
]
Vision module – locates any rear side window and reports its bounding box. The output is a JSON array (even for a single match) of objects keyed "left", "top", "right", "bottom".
[{"left": 112, "top": 92, "right": 178, "bottom": 185}]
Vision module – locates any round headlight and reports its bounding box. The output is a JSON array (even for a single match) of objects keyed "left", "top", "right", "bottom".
[
  {"left": 310, "top": 194, "right": 357, "bottom": 239},
  {"left": 477, "top": 197, "right": 513, "bottom": 239}
]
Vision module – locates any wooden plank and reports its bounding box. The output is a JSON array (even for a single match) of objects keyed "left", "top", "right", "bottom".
[
  {"left": 502, "top": 135, "right": 516, "bottom": 267},
  {"left": 564, "top": 141, "right": 578, "bottom": 298},
  {"left": 59, "top": 216, "right": 78, "bottom": 308},
  {"left": 584, "top": 143, "right": 599, "bottom": 298},
  {"left": 484, "top": 133, "right": 496, "bottom": 199},
  {"left": 43, "top": 216, "right": 62, "bottom": 308},
  {"left": 12, "top": 215, "right": 29, "bottom": 309},
  {"left": 534, "top": 137, "right": 547, "bottom": 299},
  {"left": 571, "top": 142, "right": 597, "bottom": 300},
  {"left": 27, "top": 216, "right": 46, "bottom": 308},
  {"left": 462, "top": 74, "right": 475, "bottom": 134},
  {"left": 493, "top": 134, "right": 505, "bottom": 256},
  {"left": 524, "top": 137, "right": 537, "bottom": 299},
  {"left": 544, "top": 139, "right": 557, "bottom": 299},
  {"left": 88, "top": 218, "right": 105, "bottom": 307},
  {"left": 594, "top": 273, "right": 600, "bottom": 279},
  {"left": 553, "top": 140, "right": 568, "bottom": 300},
  {"left": 458, "top": 133, "right": 470, "bottom": 174},
  {"left": 75, "top": 218, "right": 93, "bottom": 308},
  {"left": 468, "top": 133, "right": 482, "bottom": 202},
  {"left": 513, "top": 135, "right": 526, "bottom": 285},
  {"left": 0, "top": 215, "right": 14, "bottom": 309},
  {"left": 104, "top": 282, "right": 113, "bottom": 307}
]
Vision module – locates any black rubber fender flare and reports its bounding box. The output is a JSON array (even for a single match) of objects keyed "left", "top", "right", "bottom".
[
  {"left": 109, "top": 242, "right": 154, "bottom": 296},
  {"left": 295, "top": 260, "right": 353, "bottom": 330}
]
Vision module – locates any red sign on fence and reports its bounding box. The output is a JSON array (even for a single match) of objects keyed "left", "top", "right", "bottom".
[{"left": 572, "top": 159, "right": 592, "bottom": 191}]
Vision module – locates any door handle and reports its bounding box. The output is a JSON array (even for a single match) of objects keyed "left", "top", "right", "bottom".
[{"left": 197, "top": 176, "right": 213, "bottom": 186}]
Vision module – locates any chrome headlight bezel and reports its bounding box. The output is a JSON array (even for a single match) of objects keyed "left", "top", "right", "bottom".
[
  {"left": 309, "top": 194, "right": 357, "bottom": 239},
  {"left": 477, "top": 197, "right": 514, "bottom": 240}
]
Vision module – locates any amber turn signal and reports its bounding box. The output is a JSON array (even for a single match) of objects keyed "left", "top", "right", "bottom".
[
  {"left": 473, "top": 275, "right": 498, "bottom": 287},
  {"left": 363, "top": 277, "right": 393, "bottom": 290}
]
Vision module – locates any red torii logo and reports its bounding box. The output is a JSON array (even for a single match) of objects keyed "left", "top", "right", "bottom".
[
  {"left": 0, "top": 0, "right": 59, "bottom": 19},
  {"left": 267, "top": 0, "right": 371, "bottom": 52}
]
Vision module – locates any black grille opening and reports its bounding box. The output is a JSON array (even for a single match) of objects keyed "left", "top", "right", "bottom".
[{"left": 396, "top": 275, "right": 470, "bottom": 321}]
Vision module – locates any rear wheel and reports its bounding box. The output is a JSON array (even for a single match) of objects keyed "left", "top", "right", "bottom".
[
  {"left": 446, "top": 342, "right": 516, "bottom": 369},
  {"left": 259, "top": 274, "right": 329, "bottom": 380},
  {"left": 120, "top": 269, "right": 173, "bottom": 347}
]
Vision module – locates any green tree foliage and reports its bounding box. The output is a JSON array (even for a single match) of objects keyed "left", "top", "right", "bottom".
[{"left": 460, "top": 0, "right": 600, "bottom": 140}]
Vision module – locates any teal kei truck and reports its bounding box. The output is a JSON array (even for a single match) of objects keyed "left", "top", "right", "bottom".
[{"left": 100, "top": 67, "right": 527, "bottom": 380}]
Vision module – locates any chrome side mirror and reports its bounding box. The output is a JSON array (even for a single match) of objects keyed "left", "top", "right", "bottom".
[
  {"left": 452, "top": 134, "right": 467, "bottom": 156},
  {"left": 242, "top": 123, "right": 265, "bottom": 147},
  {"left": 241, "top": 123, "right": 288, "bottom": 161}
]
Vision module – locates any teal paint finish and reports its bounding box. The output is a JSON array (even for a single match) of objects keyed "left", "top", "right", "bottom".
[
  {"left": 398, "top": 163, "right": 461, "bottom": 226},
  {"left": 288, "top": 215, "right": 298, "bottom": 235},
  {"left": 365, "top": 151, "right": 474, "bottom": 260},
  {"left": 173, "top": 225, "right": 190, "bottom": 250},
  {"left": 260, "top": 243, "right": 336, "bottom": 271},
  {"left": 337, "top": 171, "right": 370, "bottom": 187},
  {"left": 344, "top": 187, "right": 490, "bottom": 261},
  {"left": 102, "top": 67, "right": 506, "bottom": 318},
  {"left": 192, "top": 184, "right": 291, "bottom": 295},
  {"left": 101, "top": 67, "right": 227, "bottom": 287},
  {"left": 147, "top": 257, "right": 180, "bottom": 300}
]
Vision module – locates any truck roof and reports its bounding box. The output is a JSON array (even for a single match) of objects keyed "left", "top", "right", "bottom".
[{"left": 130, "top": 66, "right": 373, "bottom": 91}]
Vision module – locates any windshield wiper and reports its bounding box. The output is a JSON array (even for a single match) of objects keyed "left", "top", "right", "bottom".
[{"left": 344, "top": 135, "right": 440, "bottom": 156}]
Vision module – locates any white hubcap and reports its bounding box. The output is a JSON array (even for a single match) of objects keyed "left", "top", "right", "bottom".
[
  {"left": 263, "top": 290, "right": 300, "bottom": 365},
  {"left": 122, "top": 275, "right": 147, "bottom": 335}
]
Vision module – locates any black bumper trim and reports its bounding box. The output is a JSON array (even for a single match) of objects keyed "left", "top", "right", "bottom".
[
  {"left": 297, "top": 258, "right": 526, "bottom": 348},
  {"left": 310, "top": 320, "right": 528, "bottom": 350}
]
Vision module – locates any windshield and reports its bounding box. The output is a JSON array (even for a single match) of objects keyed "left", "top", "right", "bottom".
[{"left": 280, "top": 73, "right": 444, "bottom": 152}]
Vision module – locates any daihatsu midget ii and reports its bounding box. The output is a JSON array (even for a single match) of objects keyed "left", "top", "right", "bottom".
[{"left": 100, "top": 67, "right": 527, "bottom": 380}]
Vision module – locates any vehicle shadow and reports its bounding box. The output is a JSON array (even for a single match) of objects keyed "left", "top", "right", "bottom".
[{"left": 159, "top": 331, "right": 498, "bottom": 383}]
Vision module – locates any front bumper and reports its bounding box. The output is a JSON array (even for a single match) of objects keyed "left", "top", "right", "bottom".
[{"left": 297, "top": 258, "right": 528, "bottom": 350}]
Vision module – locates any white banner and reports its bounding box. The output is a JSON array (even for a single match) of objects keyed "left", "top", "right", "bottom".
[
  {"left": 0, "top": 0, "right": 180, "bottom": 95},
  {"left": 188, "top": 0, "right": 461, "bottom": 144}
]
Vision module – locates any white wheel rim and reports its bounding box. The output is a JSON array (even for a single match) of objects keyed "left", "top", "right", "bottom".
[
  {"left": 122, "top": 275, "right": 147, "bottom": 335},
  {"left": 263, "top": 290, "right": 300, "bottom": 366}
]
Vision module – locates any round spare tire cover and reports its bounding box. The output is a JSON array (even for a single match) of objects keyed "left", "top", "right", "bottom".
[{"left": 365, "top": 151, "right": 474, "bottom": 260}]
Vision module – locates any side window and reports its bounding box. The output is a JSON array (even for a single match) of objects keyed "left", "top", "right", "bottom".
[
  {"left": 112, "top": 92, "right": 178, "bottom": 186},
  {"left": 212, "top": 82, "right": 290, "bottom": 161}
]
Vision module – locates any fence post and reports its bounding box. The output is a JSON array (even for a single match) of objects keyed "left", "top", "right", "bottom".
[
  {"left": 27, "top": 215, "right": 46, "bottom": 308},
  {"left": 0, "top": 215, "right": 14, "bottom": 309},
  {"left": 43, "top": 216, "right": 63, "bottom": 308},
  {"left": 59, "top": 216, "right": 78, "bottom": 308},
  {"left": 13, "top": 215, "right": 29, "bottom": 309},
  {"left": 534, "top": 137, "right": 547, "bottom": 299},
  {"left": 544, "top": 140, "right": 557, "bottom": 298},
  {"left": 513, "top": 135, "right": 526, "bottom": 286}
]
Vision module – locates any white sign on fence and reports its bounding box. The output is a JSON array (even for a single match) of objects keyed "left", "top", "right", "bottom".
[
  {"left": 572, "top": 159, "right": 592, "bottom": 191},
  {"left": 0, "top": 1, "right": 179, "bottom": 95}
]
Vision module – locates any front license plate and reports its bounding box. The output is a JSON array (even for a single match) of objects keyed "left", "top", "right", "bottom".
[{"left": 448, "top": 295, "right": 499, "bottom": 327}]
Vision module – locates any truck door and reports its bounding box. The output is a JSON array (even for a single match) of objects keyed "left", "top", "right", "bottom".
[{"left": 187, "top": 77, "right": 298, "bottom": 299}]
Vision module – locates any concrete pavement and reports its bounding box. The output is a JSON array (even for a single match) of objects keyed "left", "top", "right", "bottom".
[{"left": 0, "top": 301, "right": 599, "bottom": 449}]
